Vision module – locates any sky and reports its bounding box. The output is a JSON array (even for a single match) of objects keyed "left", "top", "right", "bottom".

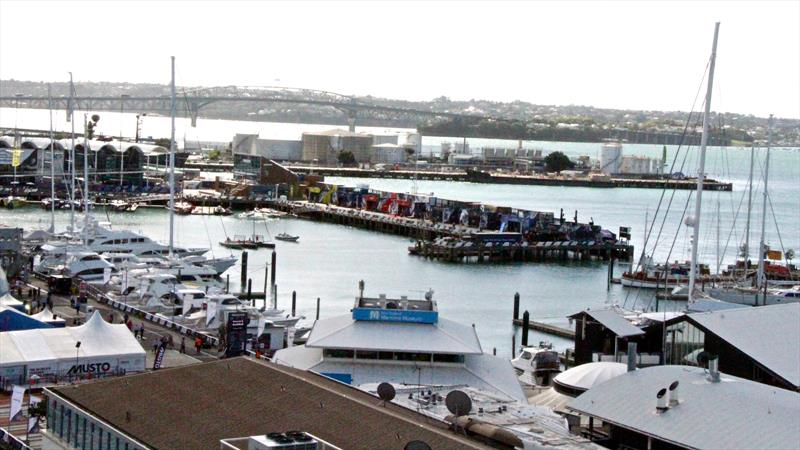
[{"left": 0, "top": 1, "right": 798, "bottom": 118}]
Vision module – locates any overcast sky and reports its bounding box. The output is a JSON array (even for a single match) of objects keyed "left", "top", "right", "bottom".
[{"left": 1, "top": 1, "right": 798, "bottom": 118}]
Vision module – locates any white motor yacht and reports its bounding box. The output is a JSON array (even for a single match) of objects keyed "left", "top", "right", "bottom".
[
  {"left": 81, "top": 217, "right": 208, "bottom": 257},
  {"left": 511, "top": 342, "right": 561, "bottom": 387},
  {"left": 37, "top": 250, "right": 118, "bottom": 282}
]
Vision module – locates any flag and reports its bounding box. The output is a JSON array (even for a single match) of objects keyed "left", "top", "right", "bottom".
[
  {"left": 8, "top": 385, "right": 25, "bottom": 421},
  {"left": 11, "top": 149, "right": 22, "bottom": 167},
  {"left": 27, "top": 396, "right": 42, "bottom": 433}
]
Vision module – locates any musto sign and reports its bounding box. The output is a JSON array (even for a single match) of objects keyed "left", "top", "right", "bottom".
[{"left": 67, "top": 362, "right": 112, "bottom": 375}]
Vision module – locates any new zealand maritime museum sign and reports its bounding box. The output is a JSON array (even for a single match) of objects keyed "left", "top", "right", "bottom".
[{"left": 352, "top": 308, "right": 438, "bottom": 324}]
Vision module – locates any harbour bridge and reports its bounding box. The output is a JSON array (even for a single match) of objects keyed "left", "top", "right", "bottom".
[{"left": 0, "top": 85, "right": 511, "bottom": 131}]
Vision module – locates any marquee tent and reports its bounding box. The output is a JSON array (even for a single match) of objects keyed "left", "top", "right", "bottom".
[
  {"left": 31, "top": 307, "right": 66, "bottom": 328},
  {"left": 0, "top": 293, "right": 24, "bottom": 312},
  {"left": 0, "top": 306, "right": 52, "bottom": 331},
  {"left": 0, "top": 311, "right": 145, "bottom": 388}
]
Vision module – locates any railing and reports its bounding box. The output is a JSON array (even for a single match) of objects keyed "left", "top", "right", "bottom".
[{"left": 0, "top": 426, "right": 32, "bottom": 450}]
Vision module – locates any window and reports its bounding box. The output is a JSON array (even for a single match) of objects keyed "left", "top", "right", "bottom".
[
  {"left": 324, "top": 349, "right": 355, "bottom": 359},
  {"left": 433, "top": 353, "right": 464, "bottom": 364},
  {"left": 520, "top": 351, "right": 532, "bottom": 360},
  {"left": 356, "top": 350, "right": 378, "bottom": 359},
  {"left": 396, "top": 352, "right": 432, "bottom": 362}
]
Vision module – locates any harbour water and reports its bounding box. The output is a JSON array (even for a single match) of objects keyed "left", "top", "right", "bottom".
[{"left": 2, "top": 109, "right": 798, "bottom": 356}]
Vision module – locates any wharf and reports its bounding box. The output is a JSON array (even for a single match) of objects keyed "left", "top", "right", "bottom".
[
  {"left": 512, "top": 318, "right": 575, "bottom": 339},
  {"left": 410, "top": 238, "right": 632, "bottom": 263},
  {"left": 288, "top": 166, "right": 733, "bottom": 191}
]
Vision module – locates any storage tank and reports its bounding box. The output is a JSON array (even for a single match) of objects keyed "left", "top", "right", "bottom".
[{"left": 599, "top": 142, "right": 623, "bottom": 175}]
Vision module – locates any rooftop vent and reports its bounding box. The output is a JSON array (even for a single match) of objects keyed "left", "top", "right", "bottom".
[
  {"left": 668, "top": 381, "right": 680, "bottom": 406},
  {"left": 708, "top": 356, "right": 720, "bottom": 383},
  {"left": 656, "top": 388, "right": 669, "bottom": 412},
  {"left": 248, "top": 431, "right": 318, "bottom": 450}
]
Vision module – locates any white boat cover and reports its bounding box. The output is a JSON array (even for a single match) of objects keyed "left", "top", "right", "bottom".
[
  {"left": 553, "top": 362, "right": 628, "bottom": 392},
  {"left": 0, "top": 311, "right": 145, "bottom": 375}
]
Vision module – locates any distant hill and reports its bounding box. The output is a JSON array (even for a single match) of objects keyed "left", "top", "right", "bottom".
[{"left": 1, "top": 79, "right": 797, "bottom": 146}]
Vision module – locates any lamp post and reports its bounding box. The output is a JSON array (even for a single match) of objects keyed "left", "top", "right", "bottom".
[
  {"left": 74, "top": 341, "right": 82, "bottom": 378},
  {"left": 119, "top": 94, "right": 130, "bottom": 186}
]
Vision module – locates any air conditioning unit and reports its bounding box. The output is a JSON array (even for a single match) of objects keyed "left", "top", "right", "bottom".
[{"left": 248, "top": 431, "right": 318, "bottom": 450}]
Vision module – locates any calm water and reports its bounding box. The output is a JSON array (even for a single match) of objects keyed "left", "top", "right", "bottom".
[{"left": 1, "top": 109, "right": 798, "bottom": 357}]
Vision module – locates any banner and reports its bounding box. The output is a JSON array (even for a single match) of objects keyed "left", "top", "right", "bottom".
[
  {"left": 27, "top": 396, "right": 42, "bottom": 433},
  {"left": 8, "top": 385, "right": 25, "bottom": 422},
  {"left": 153, "top": 344, "right": 166, "bottom": 370},
  {"left": 182, "top": 294, "right": 192, "bottom": 315},
  {"left": 103, "top": 267, "right": 111, "bottom": 284},
  {"left": 11, "top": 149, "right": 22, "bottom": 168},
  {"left": 206, "top": 301, "right": 218, "bottom": 327}
]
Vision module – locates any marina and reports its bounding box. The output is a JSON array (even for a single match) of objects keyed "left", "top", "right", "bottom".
[{"left": 1, "top": 6, "right": 799, "bottom": 449}]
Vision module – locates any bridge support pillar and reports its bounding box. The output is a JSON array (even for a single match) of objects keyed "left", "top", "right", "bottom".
[{"left": 347, "top": 109, "right": 357, "bottom": 132}]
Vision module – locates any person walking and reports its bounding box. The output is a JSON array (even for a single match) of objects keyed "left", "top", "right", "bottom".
[
  {"left": 180, "top": 337, "right": 186, "bottom": 354},
  {"left": 194, "top": 337, "right": 202, "bottom": 354}
]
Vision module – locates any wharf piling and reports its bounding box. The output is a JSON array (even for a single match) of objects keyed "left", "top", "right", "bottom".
[{"left": 521, "top": 311, "right": 530, "bottom": 347}]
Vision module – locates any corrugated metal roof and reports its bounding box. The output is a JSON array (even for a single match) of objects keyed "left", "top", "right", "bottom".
[
  {"left": 570, "top": 308, "right": 645, "bottom": 337},
  {"left": 688, "top": 303, "right": 800, "bottom": 388},
  {"left": 567, "top": 365, "right": 800, "bottom": 450},
  {"left": 305, "top": 313, "right": 483, "bottom": 354}
]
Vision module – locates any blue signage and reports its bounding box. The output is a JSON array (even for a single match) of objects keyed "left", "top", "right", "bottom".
[
  {"left": 321, "top": 372, "right": 353, "bottom": 384},
  {"left": 352, "top": 308, "right": 438, "bottom": 324}
]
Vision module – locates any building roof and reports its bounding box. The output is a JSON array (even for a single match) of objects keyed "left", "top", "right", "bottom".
[
  {"left": 570, "top": 308, "right": 645, "bottom": 338},
  {"left": 553, "top": 362, "right": 628, "bottom": 392},
  {"left": 303, "top": 128, "right": 372, "bottom": 138},
  {"left": 686, "top": 303, "right": 800, "bottom": 388},
  {"left": 567, "top": 365, "right": 800, "bottom": 450},
  {"left": 49, "top": 357, "right": 488, "bottom": 450},
  {"left": 305, "top": 313, "right": 483, "bottom": 354}
]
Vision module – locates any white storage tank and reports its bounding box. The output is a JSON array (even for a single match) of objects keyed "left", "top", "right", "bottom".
[{"left": 600, "top": 142, "right": 623, "bottom": 175}]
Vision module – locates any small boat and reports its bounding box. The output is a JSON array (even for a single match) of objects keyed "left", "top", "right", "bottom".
[
  {"left": 2, "top": 196, "right": 25, "bottom": 209},
  {"left": 174, "top": 201, "right": 194, "bottom": 215},
  {"left": 192, "top": 205, "right": 232, "bottom": 216},
  {"left": 220, "top": 235, "right": 256, "bottom": 250},
  {"left": 110, "top": 199, "right": 132, "bottom": 212},
  {"left": 275, "top": 233, "right": 299, "bottom": 242}
]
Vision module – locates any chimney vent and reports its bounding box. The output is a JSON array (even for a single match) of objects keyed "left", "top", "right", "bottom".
[
  {"left": 656, "top": 388, "right": 669, "bottom": 412},
  {"left": 668, "top": 381, "right": 680, "bottom": 406},
  {"left": 626, "top": 342, "right": 638, "bottom": 372},
  {"left": 708, "top": 356, "right": 720, "bottom": 382}
]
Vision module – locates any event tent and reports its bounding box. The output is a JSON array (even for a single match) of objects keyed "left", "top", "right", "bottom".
[
  {"left": 0, "top": 305, "right": 52, "bottom": 332},
  {"left": 0, "top": 293, "right": 25, "bottom": 312},
  {"left": 30, "top": 307, "right": 67, "bottom": 328},
  {"left": 0, "top": 311, "right": 145, "bottom": 386}
]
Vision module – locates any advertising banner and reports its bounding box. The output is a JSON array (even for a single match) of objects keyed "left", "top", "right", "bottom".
[{"left": 8, "top": 385, "right": 25, "bottom": 421}]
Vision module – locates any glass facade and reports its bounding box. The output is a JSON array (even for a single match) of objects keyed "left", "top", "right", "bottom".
[
  {"left": 323, "top": 349, "right": 465, "bottom": 364},
  {"left": 665, "top": 320, "right": 705, "bottom": 365},
  {"left": 46, "top": 393, "right": 145, "bottom": 450}
]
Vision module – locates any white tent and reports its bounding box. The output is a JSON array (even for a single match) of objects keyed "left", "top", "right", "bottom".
[
  {"left": 0, "top": 293, "right": 24, "bottom": 312},
  {"left": 0, "top": 311, "right": 145, "bottom": 385},
  {"left": 31, "top": 307, "right": 66, "bottom": 327}
]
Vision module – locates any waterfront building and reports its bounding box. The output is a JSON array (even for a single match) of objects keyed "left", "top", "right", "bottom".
[
  {"left": 0, "top": 311, "right": 146, "bottom": 390},
  {"left": 0, "top": 226, "right": 23, "bottom": 277},
  {"left": 274, "top": 293, "right": 526, "bottom": 400},
  {"left": 566, "top": 365, "right": 800, "bottom": 450},
  {"left": 369, "top": 142, "right": 406, "bottom": 164},
  {"left": 231, "top": 133, "right": 302, "bottom": 162},
  {"left": 301, "top": 129, "right": 373, "bottom": 164},
  {"left": 663, "top": 302, "right": 799, "bottom": 391},
  {"left": 43, "top": 357, "right": 490, "bottom": 449}
]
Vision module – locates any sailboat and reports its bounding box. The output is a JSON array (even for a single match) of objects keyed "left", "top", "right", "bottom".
[{"left": 707, "top": 118, "right": 800, "bottom": 306}]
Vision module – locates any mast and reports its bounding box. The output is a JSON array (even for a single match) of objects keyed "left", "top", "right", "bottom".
[
  {"left": 83, "top": 114, "right": 90, "bottom": 246},
  {"left": 715, "top": 200, "right": 721, "bottom": 274},
  {"left": 69, "top": 73, "right": 76, "bottom": 232},
  {"left": 168, "top": 56, "right": 176, "bottom": 258},
  {"left": 687, "top": 22, "right": 720, "bottom": 304},
  {"left": 743, "top": 145, "right": 755, "bottom": 266},
  {"left": 756, "top": 115, "right": 772, "bottom": 295},
  {"left": 47, "top": 84, "right": 56, "bottom": 233}
]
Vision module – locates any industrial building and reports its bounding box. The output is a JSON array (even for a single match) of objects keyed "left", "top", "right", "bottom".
[
  {"left": 301, "top": 129, "right": 373, "bottom": 165},
  {"left": 231, "top": 134, "right": 302, "bottom": 162}
]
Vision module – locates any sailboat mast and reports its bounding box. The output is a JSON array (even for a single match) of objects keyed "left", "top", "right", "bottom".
[
  {"left": 715, "top": 200, "right": 721, "bottom": 274},
  {"left": 756, "top": 115, "right": 773, "bottom": 293},
  {"left": 168, "top": 56, "right": 176, "bottom": 258},
  {"left": 69, "top": 73, "right": 76, "bottom": 232},
  {"left": 743, "top": 145, "right": 755, "bottom": 263},
  {"left": 687, "top": 22, "right": 720, "bottom": 304},
  {"left": 83, "top": 114, "right": 90, "bottom": 246},
  {"left": 48, "top": 84, "right": 56, "bottom": 233}
]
